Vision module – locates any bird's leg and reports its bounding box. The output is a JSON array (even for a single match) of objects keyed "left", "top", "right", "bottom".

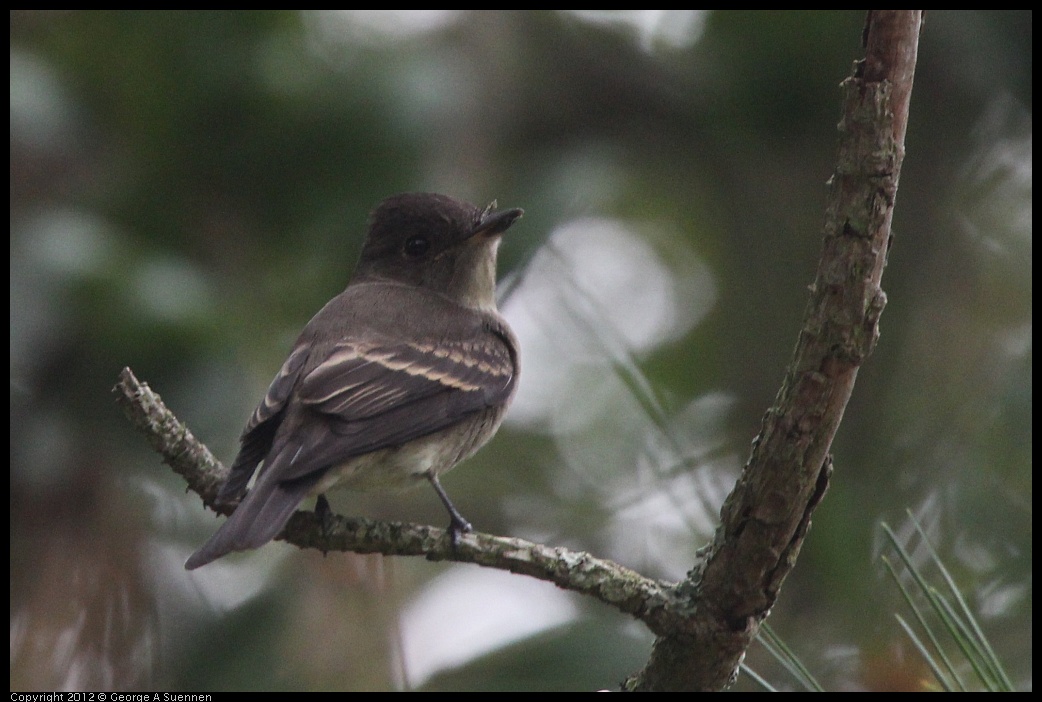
[
  {"left": 427, "top": 473, "right": 472, "bottom": 549},
  {"left": 315, "top": 493, "right": 334, "bottom": 555}
]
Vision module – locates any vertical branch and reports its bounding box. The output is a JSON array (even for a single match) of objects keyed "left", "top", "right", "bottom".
[{"left": 629, "top": 11, "right": 923, "bottom": 691}]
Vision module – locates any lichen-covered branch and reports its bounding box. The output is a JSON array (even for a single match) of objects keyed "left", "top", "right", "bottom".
[{"left": 113, "top": 366, "right": 675, "bottom": 628}]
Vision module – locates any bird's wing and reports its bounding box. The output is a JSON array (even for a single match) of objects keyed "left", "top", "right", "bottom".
[{"left": 275, "top": 327, "right": 517, "bottom": 482}]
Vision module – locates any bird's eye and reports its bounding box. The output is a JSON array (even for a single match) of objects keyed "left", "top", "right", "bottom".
[{"left": 404, "top": 235, "right": 430, "bottom": 258}]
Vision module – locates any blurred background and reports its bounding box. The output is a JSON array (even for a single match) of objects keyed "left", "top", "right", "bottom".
[{"left": 10, "top": 10, "right": 1031, "bottom": 691}]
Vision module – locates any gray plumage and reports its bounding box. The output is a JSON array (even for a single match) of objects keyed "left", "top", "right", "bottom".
[{"left": 185, "top": 193, "right": 522, "bottom": 569}]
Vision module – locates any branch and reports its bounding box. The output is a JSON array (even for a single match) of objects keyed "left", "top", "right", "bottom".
[
  {"left": 113, "top": 367, "right": 676, "bottom": 630},
  {"left": 626, "top": 10, "right": 922, "bottom": 691}
]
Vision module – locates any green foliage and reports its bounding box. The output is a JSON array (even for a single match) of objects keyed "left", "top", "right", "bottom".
[{"left": 881, "top": 514, "right": 1014, "bottom": 692}]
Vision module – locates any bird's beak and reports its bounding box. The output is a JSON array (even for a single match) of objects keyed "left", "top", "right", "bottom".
[{"left": 473, "top": 201, "right": 524, "bottom": 238}]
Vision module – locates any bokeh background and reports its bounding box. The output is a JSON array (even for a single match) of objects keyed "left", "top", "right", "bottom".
[{"left": 10, "top": 10, "right": 1031, "bottom": 691}]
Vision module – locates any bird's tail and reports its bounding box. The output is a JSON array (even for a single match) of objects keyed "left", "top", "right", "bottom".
[{"left": 184, "top": 464, "right": 320, "bottom": 570}]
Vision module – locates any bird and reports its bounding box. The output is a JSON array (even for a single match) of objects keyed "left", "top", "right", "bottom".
[{"left": 185, "top": 192, "right": 523, "bottom": 569}]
